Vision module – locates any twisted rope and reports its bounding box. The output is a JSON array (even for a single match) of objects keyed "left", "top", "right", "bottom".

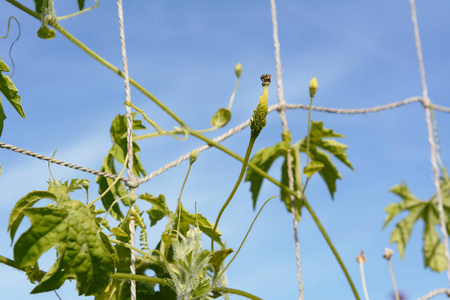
[
  {"left": 417, "top": 288, "right": 450, "bottom": 300},
  {"left": 2, "top": 98, "right": 449, "bottom": 187},
  {"left": 270, "top": 0, "right": 303, "bottom": 299},
  {"left": 116, "top": 0, "right": 136, "bottom": 299},
  {"left": 0, "top": 142, "right": 127, "bottom": 182},
  {"left": 409, "top": 0, "right": 450, "bottom": 289}
]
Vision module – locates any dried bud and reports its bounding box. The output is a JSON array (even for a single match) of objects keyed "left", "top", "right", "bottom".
[
  {"left": 383, "top": 248, "right": 393, "bottom": 260},
  {"left": 309, "top": 77, "right": 318, "bottom": 98},
  {"left": 235, "top": 63, "right": 242, "bottom": 78},
  {"left": 356, "top": 251, "right": 367, "bottom": 264}
]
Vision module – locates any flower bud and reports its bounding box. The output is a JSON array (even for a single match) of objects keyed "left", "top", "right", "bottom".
[
  {"left": 189, "top": 150, "right": 199, "bottom": 164},
  {"left": 235, "top": 63, "right": 242, "bottom": 78},
  {"left": 383, "top": 248, "right": 393, "bottom": 260},
  {"left": 356, "top": 251, "right": 367, "bottom": 264},
  {"left": 250, "top": 74, "right": 270, "bottom": 138},
  {"left": 309, "top": 77, "right": 318, "bottom": 98},
  {"left": 81, "top": 180, "right": 89, "bottom": 189}
]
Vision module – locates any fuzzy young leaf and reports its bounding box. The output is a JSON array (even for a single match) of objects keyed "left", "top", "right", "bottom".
[
  {"left": 14, "top": 200, "right": 115, "bottom": 295},
  {"left": 384, "top": 182, "right": 450, "bottom": 272}
]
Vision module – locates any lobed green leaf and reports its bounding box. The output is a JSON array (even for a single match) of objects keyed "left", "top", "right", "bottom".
[
  {"left": 14, "top": 200, "right": 116, "bottom": 295},
  {"left": 384, "top": 181, "right": 450, "bottom": 272}
]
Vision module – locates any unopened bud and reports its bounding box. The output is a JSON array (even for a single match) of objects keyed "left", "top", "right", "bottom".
[
  {"left": 81, "top": 180, "right": 89, "bottom": 189},
  {"left": 383, "top": 248, "right": 393, "bottom": 260},
  {"left": 235, "top": 63, "right": 242, "bottom": 78},
  {"left": 356, "top": 251, "right": 367, "bottom": 264},
  {"left": 189, "top": 150, "right": 199, "bottom": 164},
  {"left": 309, "top": 77, "right": 318, "bottom": 98}
]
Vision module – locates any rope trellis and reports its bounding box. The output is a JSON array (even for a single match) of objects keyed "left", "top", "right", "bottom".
[
  {"left": 1, "top": 99, "right": 449, "bottom": 186},
  {"left": 0, "top": 1, "right": 449, "bottom": 299}
]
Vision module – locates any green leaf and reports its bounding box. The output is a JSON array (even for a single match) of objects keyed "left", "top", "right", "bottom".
[
  {"left": 141, "top": 194, "right": 172, "bottom": 227},
  {"left": 78, "top": 0, "right": 86, "bottom": 10},
  {"left": 211, "top": 108, "right": 231, "bottom": 128},
  {"left": 0, "top": 59, "right": 9, "bottom": 72},
  {"left": 8, "top": 191, "right": 57, "bottom": 243},
  {"left": 384, "top": 181, "right": 450, "bottom": 272},
  {"left": 97, "top": 154, "right": 125, "bottom": 220},
  {"left": 246, "top": 121, "right": 352, "bottom": 214},
  {"left": 112, "top": 227, "right": 128, "bottom": 237},
  {"left": 14, "top": 200, "right": 115, "bottom": 295},
  {"left": 47, "top": 179, "right": 83, "bottom": 203},
  {"left": 34, "top": 0, "right": 47, "bottom": 15},
  {"left": 0, "top": 99, "right": 6, "bottom": 137},
  {"left": 210, "top": 248, "right": 233, "bottom": 276},
  {"left": 303, "top": 161, "right": 325, "bottom": 177},
  {"left": 296, "top": 121, "right": 353, "bottom": 198},
  {"left": 176, "top": 205, "right": 223, "bottom": 247},
  {"left": 245, "top": 141, "right": 288, "bottom": 208},
  {"left": 0, "top": 57, "right": 25, "bottom": 137}
]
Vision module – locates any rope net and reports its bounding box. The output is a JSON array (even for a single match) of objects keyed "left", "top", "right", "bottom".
[{"left": 0, "top": 1, "right": 449, "bottom": 299}]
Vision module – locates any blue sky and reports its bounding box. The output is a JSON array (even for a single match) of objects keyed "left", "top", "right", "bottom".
[{"left": 1, "top": 1, "right": 450, "bottom": 299}]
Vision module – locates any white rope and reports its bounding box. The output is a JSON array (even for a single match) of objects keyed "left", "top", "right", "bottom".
[
  {"left": 116, "top": 0, "right": 136, "bottom": 299},
  {"left": 417, "top": 288, "right": 450, "bottom": 300},
  {"left": 270, "top": 0, "right": 303, "bottom": 298},
  {"left": 409, "top": 0, "right": 450, "bottom": 288},
  {"left": 2, "top": 97, "right": 448, "bottom": 187},
  {"left": 0, "top": 142, "right": 127, "bottom": 181}
]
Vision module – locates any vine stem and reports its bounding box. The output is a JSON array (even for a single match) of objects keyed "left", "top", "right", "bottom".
[
  {"left": 4, "top": 0, "right": 188, "bottom": 130},
  {"left": 189, "top": 130, "right": 360, "bottom": 299},
  {"left": 5, "top": 1, "right": 359, "bottom": 297},
  {"left": 303, "top": 200, "right": 361, "bottom": 299},
  {"left": 211, "top": 137, "right": 256, "bottom": 251}
]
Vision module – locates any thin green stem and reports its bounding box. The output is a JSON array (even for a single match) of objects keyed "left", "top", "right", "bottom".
[
  {"left": 57, "top": 0, "right": 99, "bottom": 21},
  {"left": 0, "top": 254, "right": 46, "bottom": 279},
  {"left": 176, "top": 163, "right": 193, "bottom": 236},
  {"left": 108, "top": 238, "right": 165, "bottom": 269},
  {"left": 4, "top": 0, "right": 189, "bottom": 130},
  {"left": 49, "top": 21, "right": 187, "bottom": 127},
  {"left": 306, "top": 96, "right": 314, "bottom": 164},
  {"left": 211, "top": 137, "right": 256, "bottom": 251},
  {"left": 388, "top": 260, "right": 400, "bottom": 300},
  {"left": 228, "top": 76, "right": 241, "bottom": 110},
  {"left": 203, "top": 196, "right": 275, "bottom": 300},
  {"left": 87, "top": 152, "right": 129, "bottom": 207},
  {"left": 111, "top": 273, "right": 262, "bottom": 300},
  {"left": 303, "top": 199, "right": 360, "bottom": 299},
  {"left": 190, "top": 129, "right": 360, "bottom": 299},
  {"left": 292, "top": 145, "right": 303, "bottom": 197},
  {"left": 5, "top": 0, "right": 40, "bottom": 19}
]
